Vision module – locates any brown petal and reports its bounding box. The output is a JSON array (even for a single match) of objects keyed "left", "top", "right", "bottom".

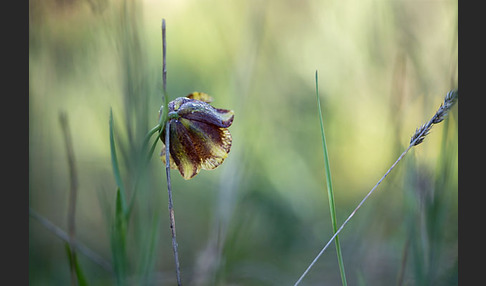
[
  {"left": 160, "top": 95, "right": 235, "bottom": 180},
  {"left": 161, "top": 120, "right": 201, "bottom": 180},
  {"left": 160, "top": 145, "right": 178, "bottom": 170},
  {"left": 179, "top": 118, "right": 232, "bottom": 171}
]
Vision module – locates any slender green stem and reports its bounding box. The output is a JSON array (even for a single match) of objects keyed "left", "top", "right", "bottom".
[{"left": 315, "top": 71, "right": 347, "bottom": 286}]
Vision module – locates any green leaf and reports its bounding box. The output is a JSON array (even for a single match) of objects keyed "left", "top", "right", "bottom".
[
  {"left": 315, "top": 70, "right": 348, "bottom": 286},
  {"left": 137, "top": 211, "right": 161, "bottom": 284},
  {"left": 145, "top": 127, "right": 162, "bottom": 164},
  {"left": 109, "top": 109, "right": 127, "bottom": 215},
  {"left": 142, "top": 124, "right": 162, "bottom": 157},
  {"left": 111, "top": 187, "right": 128, "bottom": 286},
  {"left": 65, "top": 243, "right": 89, "bottom": 286},
  {"left": 126, "top": 126, "right": 162, "bottom": 219}
]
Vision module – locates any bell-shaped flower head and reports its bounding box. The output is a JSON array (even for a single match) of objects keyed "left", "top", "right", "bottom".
[{"left": 160, "top": 92, "right": 234, "bottom": 180}]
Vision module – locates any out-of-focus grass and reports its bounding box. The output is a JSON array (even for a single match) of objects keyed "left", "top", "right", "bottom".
[{"left": 29, "top": 0, "right": 457, "bottom": 285}]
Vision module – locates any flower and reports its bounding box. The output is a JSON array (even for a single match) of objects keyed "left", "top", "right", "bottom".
[{"left": 160, "top": 92, "right": 234, "bottom": 180}]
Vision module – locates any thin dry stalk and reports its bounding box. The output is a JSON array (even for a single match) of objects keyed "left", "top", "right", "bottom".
[
  {"left": 165, "top": 121, "right": 181, "bottom": 286},
  {"left": 59, "top": 112, "right": 79, "bottom": 286},
  {"left": 294, "top": 89, "right": 458, "bottom": 286},
  {"left": 29, "top": 208, "right": 113, "bottom": 272},
  {"left": 162, "top": 19, "right": 167, "bottom": 101},
  {"left": 396, "top": 236, "right": 411, "bottom": 286},
  {"left": 161, "top": 18, "right": 182, "bottom": 286}
]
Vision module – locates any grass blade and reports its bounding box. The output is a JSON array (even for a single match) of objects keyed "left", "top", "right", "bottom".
[
  {"left": 65, "top": 243, "right": 89, "bottom": 286},
  {"left": 59, "top": 112, "right": 84, "bottom": 285},
  {"left": 126, "top": 126, "right": 162, "bottom": 218},
  {"left": 315, "top": 70, "right": 348, "bottom": 285},
  {"left": 109, "top": 109, "right": 127, "bottom": 215},
  {"left": 137, "top": 211, "right": 161, "bottom": 284},
  {"left": 29, "top": 208, "right": 113, "bottom": 272},
  {"left": 111, "top": 187, "right": 128, "bottom": 286}
]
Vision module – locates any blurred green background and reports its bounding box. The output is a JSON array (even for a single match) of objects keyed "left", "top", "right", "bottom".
[{"left": 29, "top": 0, "right": 458, "bottom": 285}]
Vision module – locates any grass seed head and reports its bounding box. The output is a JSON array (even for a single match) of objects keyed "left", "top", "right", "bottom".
[{"left": 410, "top": 89, "right": 458, "bottom": 146}]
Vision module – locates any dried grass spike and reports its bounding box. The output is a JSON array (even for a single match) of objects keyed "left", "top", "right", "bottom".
[
  {"left": 433, "top": 89, "right": 458, "bottom": 124},
  {"left": 410, "top": 123, "right": 431, "bottom": 146},
  {"left": 410, "top": 89, "right": 458, "bottom": 146}
]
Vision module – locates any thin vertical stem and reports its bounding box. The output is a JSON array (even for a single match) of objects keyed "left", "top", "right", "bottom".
[
  {"left": 59, "top": 112, "right": 79, "bottom": 286},
  {"left": 59, "top": 113, "right": 78, "bottom": 244},
  {"left": 158, "top": 19, "right": 169, "bottom": 124},
  {"left": 165, "top": 121, "right": 181, "bottom": 286},
  {"left": 161, "top": 18, "right": 181, "bottom": 286},
  {"left": 162, "top": 19, "right": 167, "bottom": 106},
  {"left": 397, "top": 236, "right": 411, "bottom": 286}
]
